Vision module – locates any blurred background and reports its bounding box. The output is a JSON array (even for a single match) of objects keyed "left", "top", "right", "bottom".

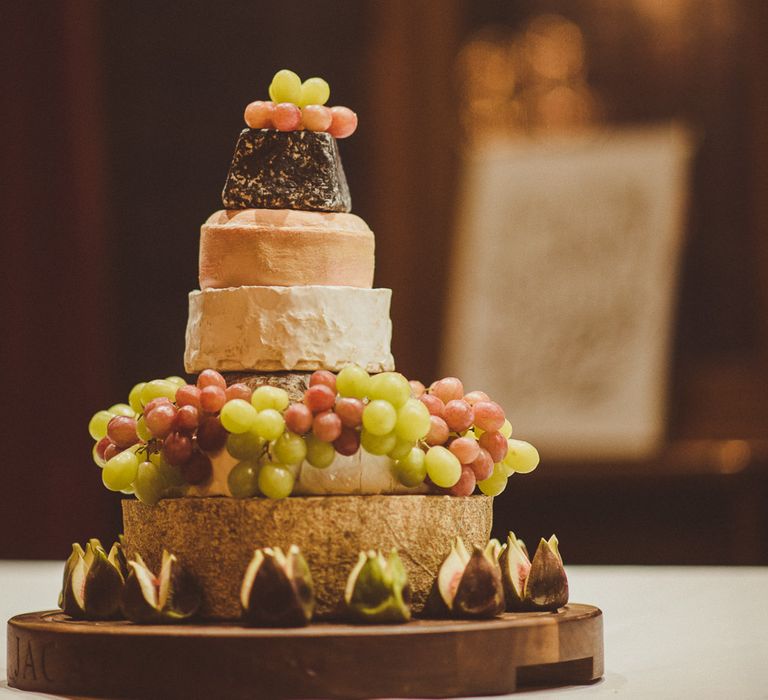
[{"left": 1, "top": 0, "right": 767, "bottom": 563}]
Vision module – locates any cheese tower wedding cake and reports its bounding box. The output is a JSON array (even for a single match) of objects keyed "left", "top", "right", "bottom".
[{"left": 87, "top": 70, "right": 541, "bottom": 618}]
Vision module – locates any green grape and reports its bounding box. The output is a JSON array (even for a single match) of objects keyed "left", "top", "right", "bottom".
[
  {"left": 128, "top": 382, "right": 146, "bottom": 413},
  {"left": 250, "top": 385, "right": 290, "bottom": 412},
  {"left": 478, "top": 462, "right": 508, "bottom": 496},
  {"left": 500, "top": 461, "right": 515, "bottom": 477},
  {"left": 500, "top": 419, "right": 513, "bottom": 439},
  {"left": 226, "top": 430, "right": 263, "bottom": 461},
  {"left": 121, "top": 485, "right": 135, "bottom": 495},
  {"left": 165, "top": 376, "right": 187, "bottom": 388},
  {"left": 258, "top": 463, "right": 295, "bottom": 499},
  {"left": 253, "top": 408, "right": 285, "bottom": 441},
  {"left": 394, "top": 398, "right": 431, "bottom": 442},
  {"left": 388, "top": 436, "right": 415, "bottom": 461},
  {"left": 360, "top": 429, "right": 397, "bottom": 456},
  {"left": 502, "top": 439, "right": 539, "bottom": 474},
  {"left": 134, "top": 461, "right": 165, "bottom": 506},
  {"left": 149, "top": 451, "right": 185, "bottom": 487},
  {"left": 140, "top": 379, "right": 178, "bottom": 407},
  {"left": 228, "top": 460, "right": 260, "bottom": 498},
  {"left": 368, "top": 372, "right": 411, "bottom": 408},
  {"left": 273, "top": 431, "right": 308, "bottom": 465},
  {"left": 136, "top": 416, "right": 152, "bottom": 442},
  {"left": 268, "top": 69, "right": 302, "bottom": 104},
  {"left": 298, "top": 77, "right": 330, "bottom": 107},
  {"left": 362, "top": 400, "right": 397, "bottom": 436},
  {"left": 336, "top": 364, "right": 370, "bottom": 399},
  {"left": 108, "top": 403, "right": 135, "bottom": 418},
  {"left": 88, "top": 410, "right": 113, "bottom": 440},
  {"left": 395, "top": 447, "right": 427, "bottom": 487},
  {"left": 220, "top": 398, "right": 258, "bottom": 434},
  {"left": 306, "top": 435, "right": 335, "bottom": 469},
  {"left": 102, "top": 449, "right": 140, "bottom": 491},
  {"left": 424, "top": 446, "right": 461, "bottom": 488}
]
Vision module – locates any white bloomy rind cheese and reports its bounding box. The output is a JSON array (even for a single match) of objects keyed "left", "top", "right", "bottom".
[
  {"left": 200, "top": 209, "right": 375, "bottom": 289},
  {"left": 184, "top": 285, "right": 395, "bottom": 373},
  {"left": 188, "top": 448, "right": 427, "bottom": 497}
]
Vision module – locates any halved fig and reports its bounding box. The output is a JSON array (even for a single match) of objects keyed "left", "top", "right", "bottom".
[{"left": 240, "top": 545, "right": 314, "bottom": 627}]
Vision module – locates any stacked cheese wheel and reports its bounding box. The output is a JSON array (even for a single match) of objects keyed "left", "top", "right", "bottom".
[
  {"left": 183, "top": 122, "right": 404, "bottom": 495},
  {"left": 185, "top": 138, "right": 395, "bottom": 375}
]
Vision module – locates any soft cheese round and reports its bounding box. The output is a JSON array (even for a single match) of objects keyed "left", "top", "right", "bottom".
[
  {"left": 184, "top": 285, "right": 395, "bottom": 373},
  {"left": 200, "top": 209, "right": 375, "bottom": 289},
  {"left": 188, "top": 448, "right": 427, "bottom": 498}
]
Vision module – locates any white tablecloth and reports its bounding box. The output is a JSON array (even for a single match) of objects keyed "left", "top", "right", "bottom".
[{"left": 2, "top": 562, "right": 767, "bottom": 698}]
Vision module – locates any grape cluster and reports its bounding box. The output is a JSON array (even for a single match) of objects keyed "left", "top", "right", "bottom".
[
  {"left": 89, "top": 366, "right": 539, "bottom": 504},
  {"left": 243, "top": 69, "right": 357, "bottom": 138},
  {"left": 89, "top": 373, "right": 231, "bottom": 505}
]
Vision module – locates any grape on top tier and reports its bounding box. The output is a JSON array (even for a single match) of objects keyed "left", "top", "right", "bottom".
[
  {"left": 89, "top": 367, "right": 540, "bottom": 504},
  {"left": 243, "top": 69, "right": 358, "bottom": 137}
]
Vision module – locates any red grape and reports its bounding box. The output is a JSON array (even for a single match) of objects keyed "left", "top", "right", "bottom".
[
  {"left": 313, "top": 410, "right": 342, "bottom": 443},
  {"left": 444, "top": 399, "right": 474, "bottom": 433},
  {"left": 301, "top": 105, "right": 332, "bottom": 132},
  {"left": 174, "top": 404, "right": 199, "bottom": 434},
  {"left": 335, "top": 397, "right": 364, "bottom": 428},
  {"left": 409, "top": 380, "right": 426, "bottom": 398},
  {"left": 463, "top": 390, "right": 490, "bottom": 406},
  {"left": 469, "top": 447, "right": 494, "bottom": 481},
  {"left": 143, "top": 397, "right": 172, "bottom": 415},
  {"left": 309, "top": 370, "right": 337, "bottom": 392},
  {"left": 273, "top": 102, "right": 302, "bottom": 131},
  {"left": 425, "top": 416, "right": 450, "bottom": 446},
  {"left": 333, "top": 426, "right": 361, "bottom": 456},
  {"left": 163, "top": 432, "right": 193, "bottom": 466},
  {"left": 304, "top": 385, "right": 336, "bottom": 414},
  {"left": 284, "top": 403, "right": 313, "bottom": 435},
  {"left": 327, "top": 106, "right": 358, "bottom": 138},
  {"left": 176, "top": 384, "right": 201, "bottom": 409},
  {"left": 107, "top": 416, "right": 139, "bottom": 449},
  {"left": 420, "top": 393, "right": 445, "bottom": 418},
  {"left": 103, "top": 443, "right": 119, "bottom": 462},
  {"left": 197, "top": 369, "right": 226, "bottom": 390},
  {"left": 225, "top": 383, "right": 252, "bottom": 403},
  {"left": 181, "top": 450, "right": 213, "bottom": 485},
  {"left": 244, "top": 100, "right": 275, "bottom": 129},
  {"left": 449, "top": 436, "right": 480, "bottom": 465},
  {"left": 144, "top": 403, "right": 177, "bottom": 439},
  {"left": 95, "top": 437, "right": 112, "bottom": 460},
  {"left": 479, "top": 430, "right": 508, "bottom": 463},
  {"left": 449, "top": 466, "right": 477, "bottom": 497},
  {"left": 200, "top": 385, "right": 226, "bottom": 413},
  {"left": 196, "top": 416, "right": 228, "bottom": 452},
  {"left": 473, "top": 401, "right": 505, "bottom": 432},
  {"left": 430, "top": 377, "right": 464, "bottom": 404}
]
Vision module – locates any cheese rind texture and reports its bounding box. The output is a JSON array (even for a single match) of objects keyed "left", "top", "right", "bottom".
[
  {"left": 184, "top": 285, "right": 395, "bottom": 373},
  {"left": 222, "top": 129, "right": 351, "bottom": 212},
  {"left": 200, "top": 209, "right": 375, "bottom": 289},
  {"left": 188, "top": 448, "right": 427, "bottom": 497}
]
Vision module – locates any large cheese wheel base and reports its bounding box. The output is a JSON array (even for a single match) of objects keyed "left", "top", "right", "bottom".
[
  {"left": 122, "top": 495, "right": 493, "bottom": 619},
  {"left": 8, "top": 606, "right": 603, "bottom": 698}
]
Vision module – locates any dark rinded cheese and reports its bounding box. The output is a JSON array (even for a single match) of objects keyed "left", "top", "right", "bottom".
[{"left": 222, "top": 129, "right": 352, "bottom": 212}]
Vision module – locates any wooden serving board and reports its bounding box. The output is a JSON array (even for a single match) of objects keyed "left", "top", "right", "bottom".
[{"left": 7, "top": 604, "right": 603, "bottom": 698}]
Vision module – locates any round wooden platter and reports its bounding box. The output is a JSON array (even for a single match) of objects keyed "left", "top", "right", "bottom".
[{"left": 7, "top": 604, "right": 603, "bottom": 699}]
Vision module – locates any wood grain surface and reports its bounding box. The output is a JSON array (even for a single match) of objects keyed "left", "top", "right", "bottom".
[{"left": 7, "top": 604, "right": 603, "bottom": 698}]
